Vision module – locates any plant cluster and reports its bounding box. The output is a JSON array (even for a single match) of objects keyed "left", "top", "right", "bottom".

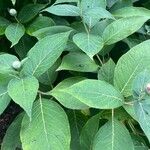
[{"left": 0, "top": 0, "right": 150, "bottom": 149}]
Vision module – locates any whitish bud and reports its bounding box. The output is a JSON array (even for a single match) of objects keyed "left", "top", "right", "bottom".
[
  {"left": 9, "top": 8, "right": 17, "bottom": 16},
  {"left": 146, "top": 83, "right": 150, "bottom": 94},
  {"left": 12, "top": 60, "right": 21, "bottom": 69}
]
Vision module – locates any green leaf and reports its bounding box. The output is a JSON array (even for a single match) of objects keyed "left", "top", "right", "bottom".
[
  {"left": 81, "top": 0, "right": 107, "bottom": 10},
  {"left": 55, "top": 0, "right": 79, "bottom": 4},
  {"left": 83, "top": 7, "right": 114, "bottom": 28},
  {"left": 38, "top": 58, "right": 61, "bottom": 85},
  {"left": 113, "top": 7, "right": 150, "bottom": 18},
  {"left": 20, "top": 98, "right": 71, "bottom": 150},
  {"left": 43, "top": 4, "right": 80, "bottom": 16},
  {"left": 8, "top": 76, "right": 39, "bottom": 118},
  {"left": 92, "top": 118, "right": 134, "bottom": 150},
  {"left": 67, "top": 110, "right": 87, "bottom": 150},
  {"left": 50, "top": 77, "right": 89, "bottom": 109},
  {"left": 18, "top": 4, "right": 46, "bottom": 23},
  {"left": 1, "top": 113, "right": 24, "bottom": 150},
  {"left": 132, "top": 70, "right": 150, "bottom": 100},
  {"left": 21, "top": 32, "right": 71, "bottom": 78},
  {"left": 103, "top": 17, "right": 149, "bottom": 45},
  {"left": 0, "top": 85, "right": 11, "bottom": 115},
  {"left": 114, "top": 40, "right": 150, "bottom": 97},
  {"left": 32, "top": 26, "right": 72, "bottom": 40},
  {"left": 80, "top": 114, "right": 100, "bottom": 150},
  {"left": 5, "top": 23, "right": 25, "bottom": 47},
  {"left": 134, "top": 102, "right": 150, "bottom": 142},
  {"left": 58, "top": 52, "right": 99, "bottom": 72},
  {"left": 98, "top": 58, "right": 116, "bottom": 85},
  {"left": 0, "top": 17, "right": 10, "bottom": 35},
  {"left": 51, "top": 79, "right": 124, "bottom": 109},
  {"left": 26, "top": 16, "right": 55, "bottom": 35},
  {"left": 73, "top": 33, "right": 104, "bottom": 58}
]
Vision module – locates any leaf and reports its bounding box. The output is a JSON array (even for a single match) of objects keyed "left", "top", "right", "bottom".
[
  {"left": 113, "top": 6, "right": 150, "bottom": 18},
  {"left": 81, "top": 0, "right": 107, "bottom": 10},
  {"left": 80, "top": 114, "right": 100, "bottom": 150},
  {"left": 132, "top": 70, "right": 150, "bottom": 100},
  {"left": 0, "top": 16, "right": 10, "bottom": 35},
  {"left": 38, "top": 58, "right": 61, "bottom": 85},
  {"left": 1, "top": 113, "right": 24, "bottom": 150},
  {"left": 58, "top": 51, "right": 99, "bottom": 72},
  {"left": 50, "top": 77, "right": 89, "bottom": 109},
  {"left": 0, "top": 86, "right": 11, "bottom": 115},
  {"left": 73, "top": 33, "right": 104, "bottom": 58},
  {"left": 43, "top": 4, "right": 80, "bottom": 16},
  {"left": 18, "top": 4, "right": 46, "bottom": 23},
  {"left": 20, "top": 98, "right": 71, "bottom": 150},
  {"left": 55, "top": 0, "right": 79, "bottom": 4},
  {"left": 114, "top": 40, "right": 150, "bottom": 97},
  {"left": 134, "top": 102, "right": 150, "bottom": 142},
  {"left": 32, "top": 26, "right": 72, "bottom": 40},
  {"left": 67, "top": 110, "right": 87, "bottom": 150},
  {"left": 5, "top": 23, "right": 25, "bottom": 47},
  {"left": 21, "top": 31, "right": 71, "bottom": 78},
  {"left": 83, "top": 7, "right": 114, "bottom": 28},
  {"left": 26, "top": 16, "right": 55, "bottom": 35},
  {"left": 102, "top": 17, "right": 149, "bottom": 45},
  {"left": 92, "top": 118, "right": 134, "bottom": 150},
  {"left": 51, "top": 79, "right": 124, "bottom": 109},
  {"left": 98, "top": 58, "right": 116, "bottom": 85},
  {"left": 8, "top": 76, "right": 39, "bottom": 118},
  {"left": 14, "top": 34, "right": 36, "bottom": 59}
]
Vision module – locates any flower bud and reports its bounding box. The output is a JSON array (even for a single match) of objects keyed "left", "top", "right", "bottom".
[
  {"left": 12, "top": 60, "right": 21, "bottom": 69},
  {"left": 9, "top": 8, "right": 17, "bottom": 16},
  {"left": 146, "top": 83, "right": 150, "bottom": 94}
]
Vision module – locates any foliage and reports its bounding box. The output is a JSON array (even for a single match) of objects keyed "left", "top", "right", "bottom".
[{"left": 0, "top": 0, "right": 150, "bottom": 149}]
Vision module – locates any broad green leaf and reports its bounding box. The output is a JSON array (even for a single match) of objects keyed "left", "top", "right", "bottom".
[
  {"left": 21, "top": 32, "right": 71, "bottom": 78},
  {"left": 113, "top": 7, "right": 150, "bottom": 18},
  {"left": 73, "top": 33, "right": 104, "bottom": 58},
  {"left": 32, "top": 26, "right": 72, "bottom": 40},
  {"left": 18, "top": 4, "right": 46, "bottom": 23},
  {"left": 98, "top": 58, "right": 115, "bottom": 85},
  {"left": 55, "top": 0, "right": 79, "bottom": 4},
  {"left": 52, "top": 79, "right": 124, "bottom": 109},
  {"left": 5, "top": 23, "right": 25, "bottom": 47},
  {"left": 132, "top": 70, "right": 150, "bottom": 100},
  {"left": 1, "top": 113, "right": 24, "bottom": 150},
  {"left": 8, "top": 76, "right": 39, "bottom": 118},
  {"left": 81, "top": 0, "right": 107, "bottom": 10},
  {"left": 43, "top": 4, "right": 80, "bottom": 16},
  {"left": 0, "top": 86, "right": 11, "bottom": 115},
  {"left": 20, "top": 98, "right": 71, "bottom": 150},
  {"left": 80, "top": 114, "right": 100, "bottom": 150},
  {"left": 134, "top": 102, "right": 150, "bottom": 142},
  {"left": 0, "top": 17, "right": 10, "bottom": 35},
  {"left": 103, "top": 17, "right": 149, "bottom": 45},
  {"left": 83, "top": 7, "right": 114, "bottom": 28},
  {"left": 114, "top": 40, "right": 150, "bottom": 97},
  {"left": 39, "top": 58, "right": 61, "bottom": 85},
  {"left": 92, "top": 119, "right": 134, "bottom": 150},
  {"left": 107, "top": 0, "right": 118, "bottom": 8},
  {"left": 58, "top": 52, "right": 99, "bottom": 72},
  {"left": 26, "top": 16, "right": 55, "bottom": 35},
  {"left": 50, "top": 77, "right": 89, "bottom": 109},
  {"left": 67, "top": 110, "right": 87, "bottom": 150}
]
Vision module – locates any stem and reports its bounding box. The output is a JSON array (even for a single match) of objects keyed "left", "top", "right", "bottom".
[
  {"left": 96, "top": 54, "right": 103, "bottom": 66},
  {"left": 38, "top": 90, "right": 49, "bottom": 96},
  {"left": 128, "top": 120, "right": 136, "bottom": 135}
]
